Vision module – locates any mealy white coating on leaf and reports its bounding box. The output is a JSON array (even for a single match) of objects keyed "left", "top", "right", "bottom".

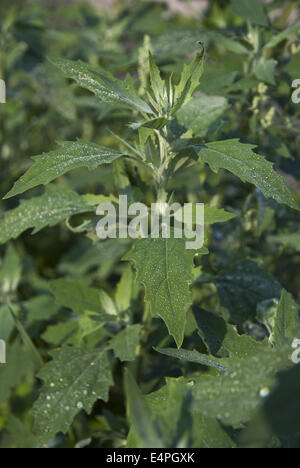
[
  {"left": 4, "top": 141, "right": 123, "bottom": 199},
  {"left": 124, "top": 236, "right": 198, "bottom": 348}
]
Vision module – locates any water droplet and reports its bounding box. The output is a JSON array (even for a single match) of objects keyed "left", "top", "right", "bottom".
[
  {"left": 46, "top": 396, "right": 51, "bottom": 401},
  {"left": 65, "top": 406, "right": 70, "bottom": 411},
  {"left": 259, "top": 387, "right": 270, "bottom": 398},
  {"left": 50, "top": 382, "right": 55, "bottom": 388},
  {"left": 77, "top": 402, "right": 83, "bottom": 409}
]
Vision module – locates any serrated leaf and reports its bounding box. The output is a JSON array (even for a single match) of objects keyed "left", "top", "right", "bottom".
[
  {"left": 154, "top": 347, "right": 229, "bottom": 373},
  {"left": 110, "top": 325, "right": 142, "bottom": 362},
  {"left": 0, "top": 186, "right": 94, "bottom": 244},
  {"left": 4, "top": 141, "right": 123, "bottom": 199},
  {"left": 123, "top": 236, "right": 197, "bottom": 348},
  {"left": 195, "top": 139, "right": 300, "bottom": 211},
  {"left": 171, "top": 346, "right": 289, "bottom": 426},
  {"left": 32, "top": 347, "right": 113, "bottom": 443},
  {"left": 272, "top": 290, "right": 299, "bottom": 348},
  {"left": 213, "top": 260, "right": 282, "bottom": 325},
  {"left": 230, "top": 0, "right": 269, "bottom": 26},
  {"left": 173, "top": 45, "right": 205, "bottom": 113},
  {"left": 149, "top": 52, "right": 167, "bottom": 110},
  {"left": 49, "top": 57, "right": 153, "bottom": 114}
]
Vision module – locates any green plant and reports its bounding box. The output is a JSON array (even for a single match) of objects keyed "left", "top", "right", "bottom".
[{"left": 0, "top": 0, "right": 300, "bottom": 450}]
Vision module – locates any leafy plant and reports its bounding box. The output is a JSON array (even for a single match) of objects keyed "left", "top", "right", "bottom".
[{"left": 0, "top": 0, "right": 299, "bottom": 449}]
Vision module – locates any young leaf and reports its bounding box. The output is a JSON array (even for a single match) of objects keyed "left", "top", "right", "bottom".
[
  {"left": 148, "top": 52, "right": 167, "bottom": 110},
  {"left": 109, "top": 325, "right": 142, "bottom": 362},
  {"left": 0, "top": 244, "right": 22, "bottom": 294},
  {"left": 173, "top": 45, "right": 205, "bottom": 113},
  {"left": 195, "top": 139, "right": 300, "bottom": 211},
  {"left": 4, "top": 141, "right": 123, "bottom": 199},
  {"left": 230, "top": 0, "right": 269, "bottom": 26},
  {"left": 32, "top": 347, "right": 113, "bottom": 443},
  {"left": 49, "top": 57, "right": 153, "bottom": 114},
  {"left": 254, "top": 59, "right": 277, "bottom": 86},
  {"left": 49, "top": 278, "right": 110, "bottom": 316},
  {"left": 154, "top": 347, "right": 229, "bottom": 373},
  {"left": 124, "top": 236, "right": 197, "bottom": 348},
  {"left": 0, "top": 186, "right": 94, "bottom": 244},
  {"left": 272, "top": 290, "right": 299, "bottom": 348}
]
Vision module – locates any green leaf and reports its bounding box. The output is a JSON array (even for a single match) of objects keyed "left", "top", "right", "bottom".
[
  {"left": 230, "top": 0, "right": 269, "bottom": 26},
  {"left": 269, "top": 232, "right": 300, "bottom": 252},
  {"left": 254, "top": 59, "right": 277, "bottom": 85},
  {"left": 176, "top": 95, "right": 229, "bottom": 138},
  {"left": 173, "top": 45, "right": 205, "bottom": 113},
  {"left": 264, "top": 23, "right": 300, "bottom": 50},
  {"left": 154, "top": 347, "right": 229, "bottom": 373},
  {"left": 0, "top": 305, "right": 15, "bottom": 341},
  {"left": 49, "top": 278, "right": 110, "bottom": 316},
  {"left": 110, "top": 325, "right": 142, "bottom": 362},
  {"left": 4, "top": 141, "right": 123, "bottom": 199},
  {"left": 263, "top": 365, "right": 300, "bottom": 437},
  {"left": 99, "top": 290, "right": 118, "bottom": 316},
  {"left": 115, "top": 266, "right": 133, "bottom": 313},
  {"left": 6, "top": 415, "right": 39, "bottom": 449},
  {"left": 195, "top": 139, "right": 300, "bottom": 211},
  {"left": 143, "top": 380, "right": 235, "bottom": 448},
  {"left": 0, "top": 340, "right": 35, "bottom": 405},
  {"left": 0, "top": 244, "right": 22, "bottom": 294},
  {"left": 129, "top": 117, "right": 169, "bottom": 130},
  {"left": 204, "top": 206, "right": 236, "bottom": 225},
  {"left": 213, "top": 260, "right": 282, "bottom": 325},
  {"left": 0, "top": 186, "right": 94, "bottom": 244},
  {"left": 124, "top": 236, "right": 197, "bottom": 348},
  {"left": 32, "top": 347, "right": 113, "bottom": 443},
  {"left": 41, "top": 322, "right": 79, "bottom": 346},
  {"left": 125, "top": 370, "right": 163, "bottom": 448},
  {"left": 193, "top": 307, "right": 266, "bottom": 358},
  {"left": 164, "top": 347, "right": 289, "bottom": 426},
  {"left": 213, "top": 33, "right": 251, "bottom": 55},
  {"left": 49, "top": 57, "right": 153, "bottom": 114},
  {"left": 24, "top": 295, "right": 60, "bottom": 324},
  {"left": 272, "top": 290, "right": 299, "bottom": 348},
  {"left": 149, "top": 52, "right": 167, "bottom": 110}
]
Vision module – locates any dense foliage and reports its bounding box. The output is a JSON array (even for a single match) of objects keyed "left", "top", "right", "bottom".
[{"left": 0, "top": 0, "right": 300, "bottom": 449}]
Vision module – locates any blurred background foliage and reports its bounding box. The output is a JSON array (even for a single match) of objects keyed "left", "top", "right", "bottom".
[{"left": 0, "top": 0, "right": 299, "bottom": 448}]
